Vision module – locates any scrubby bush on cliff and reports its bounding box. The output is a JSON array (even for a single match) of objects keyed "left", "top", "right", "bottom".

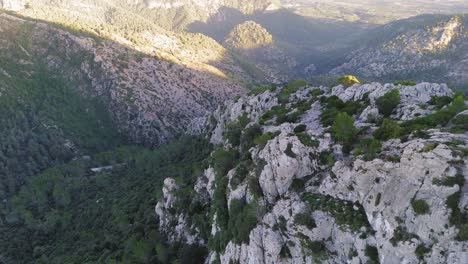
[
  {"left": 401, "top": 95, "right": 466, "bottom": 133},
  {"left": 331, "top": 112, "right": 358, "bottom": 152},
  {"left": 356, "top": 138, "right": 382, "bottom": 161},
  {"left": 320, "top": 96, "right": 366, "bottom": 126},
  {"left": 374, "top": 119, "right": 401, "bottom": 140},
  {"left": 376, "top": 89, "right": 400, "bottom": 117},
  {"left": 428, "top": 95, "right": 452, "bottom": 109},
  {"left": 412, "top": 199, "right": 430, "bottom": 215}
]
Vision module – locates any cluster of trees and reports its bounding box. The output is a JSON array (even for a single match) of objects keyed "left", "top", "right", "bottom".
[
  {"left": 0, "top": 114, "right": 74, "bottom": 198},
  {"left": 0, "top": 59, "right": 122, "bottom": 199},
  {"left": 1, "top": 137, "right": 211, "bottom": 263}
]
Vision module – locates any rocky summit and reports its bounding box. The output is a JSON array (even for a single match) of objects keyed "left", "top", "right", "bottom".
[{"left": 156, "top": 81, "right": 467, "bottom": 264}]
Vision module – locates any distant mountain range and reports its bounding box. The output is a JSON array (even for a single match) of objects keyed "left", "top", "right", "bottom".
[{"left": 331, "top": 14, "right": 468, "bottom": 88}]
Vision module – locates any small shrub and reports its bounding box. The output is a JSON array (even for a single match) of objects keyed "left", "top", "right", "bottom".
[
  {"left": 211, "top": 148, "right": 238, "bottom": 176},
  {"left": 294, "top": 124, "right": 307, "bottom": 133},
  {"left": 262, "top": 105, "right": 288, "bottom": 122},
  {"left": 376, "top": 89, "right": 400, "bottom": 117},
  {"left": 364, "top": 245, "right": 379, "bottom": 264},
  {"left": 415, "top": 244, "right": 430, "bottom": 259},
  {"left": 432, "top": 174, "right": 464, "bottom": 187},
  {"left": 320, "top": 107, "right": 340, "bottom": 127},
  {"left": 301, "top": 240, "right": 328, "bottom": 261},
  {"left": 458, "top": 224, "right": 468, "bottom": 241},
  {"left": 358, "top": 138, "right": 381, "bottom": 161},
  {"left": 285, "top": 143, "right": 296, "bottom": 158},
  {"left": 294, "top": 212, "right": 316, "bottom": 229},
  {"left": 319, "top": 151, "right": 335, "bottom": 167},
  {"left": 413, "top": 130, "right": 430, "bottom": 139},
  {"left": 412, "top": 199, "right": 430, "bottom": 215},
  {"left": 320, "top": 96, "right": 366, "bottom": 127},
  {"left": 428, "top": 96, "right": 452, "bottom": 109},
  {"left": 279, "top": 244, "right": 291, "bottom": 258},
  {"left": 225, "top": 115, "right": 250, "bottom": 146},
  {"left": 290, "top": 178, "right": 305, "bottom": 192},
  {"left": 452, "top": 113, "right": 468, "bottom": 131},
  {"left": 254, "top": 131, "right": 280, "bottom": 148},
  {"left": 296, "top": 133, "right": 319, "bottom": 147},
  {"left": 422, "top": 143, "right": 438, "bottom": 152},
  {"left": 331, "top": 112, "right": 357, "bottom": 151},
  {"left": 385, "top": 155, "right": 401, "bottom": 163},
  {"left": 373, "top": 119, "right": 401, "bottom": 140},
  {"left": 309, "top": 89, "right": 324, "bottom": 97},
  {"left": 349, "top": 248, "right": 358, "bottom": 258},
  {"left": 390, "top": 226, "right": 419, "bottom": 246},
  {"left": 302, "top": 193, "right": 370, "bottom": 231},
  {"left": 375, "top": 193, "right": 382, "bottom": 206},
  {"left": 240, "top": 124, "right": 262, "bottom": 152}
]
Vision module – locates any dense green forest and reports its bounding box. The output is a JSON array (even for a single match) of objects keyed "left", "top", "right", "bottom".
[
  {"left": 0, "top": 65, "right": 123, "bottom": 199},
  {"left": 0, "top": 18, "right": 124, "bottom": 199},
  {"left": 0, "top": 137, "right": 211, "bottom": 263}
]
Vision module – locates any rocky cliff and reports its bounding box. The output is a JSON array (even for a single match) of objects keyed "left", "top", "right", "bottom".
[{"left": 156, "top": 81, "right": 467, "bottom": 263}]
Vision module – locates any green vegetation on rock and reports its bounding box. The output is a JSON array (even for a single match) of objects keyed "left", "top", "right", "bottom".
[
  {"left": 374, "top": 119, "right": 401, "bottom": 140},
  {"left": 331, "top": 112, "right": 358, "bottom": 152},
  {"left": 376, "top": 89, "right": 400, "bottom": 117},
  {"left": 412, "top": 199, "right": 430, "bottom": 215}
]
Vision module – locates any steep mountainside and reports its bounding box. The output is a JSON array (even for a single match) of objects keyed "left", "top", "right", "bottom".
[
  {"left": 0, "top": 12, "right": 245, "bottom": 145},
  {"left": 0, "top": 0, "right": 280, "bottom": 31},
  {"left": 223, "top": 21, "right": 297, "bottom": 83},
  {"left": 0, "top": 11, "right": 247, "bottom": 200},
  {"left": 155, "top": 81, "right": 468, "bottom": 263},
  {"left": 331, "top": 15, "right": 468, "bottom": 88}
]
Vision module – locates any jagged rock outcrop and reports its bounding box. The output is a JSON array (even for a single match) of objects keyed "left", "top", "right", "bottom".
[
  {"left": 156, "top": 81, "right": 467, "bottom": 263},
  {"left": 257, "top": 130, "right": 319, "bottom": 203},
  {"left": 155, "top": 178, "right": 202, "bottom": 244}
]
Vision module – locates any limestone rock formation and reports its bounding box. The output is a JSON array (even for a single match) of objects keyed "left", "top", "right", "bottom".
[{"left": 155, "top": 81, "right": 468, "bottom": 263}]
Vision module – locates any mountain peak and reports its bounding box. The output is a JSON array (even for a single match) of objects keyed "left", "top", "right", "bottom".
[{"left": 224, "top": 20, "right": 273, "bottom": 50}]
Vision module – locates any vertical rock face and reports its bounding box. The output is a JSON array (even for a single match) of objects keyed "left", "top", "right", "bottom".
[{"left": 156, "top": 82, "right": 467, "bottom": 263}]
